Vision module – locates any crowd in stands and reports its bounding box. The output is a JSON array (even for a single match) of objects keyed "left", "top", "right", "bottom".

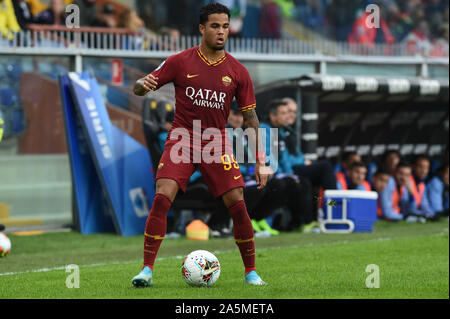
[
  {"left": 1, "top": 0, "right": 448, "bottom": 56},
  {"left": 149, "top": 97, "right": 449, "bottom": 238},
  {"left": 294, "top": 0, "right": 449, "bottom": 56}
]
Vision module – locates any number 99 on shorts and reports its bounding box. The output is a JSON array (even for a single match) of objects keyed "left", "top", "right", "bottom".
[{"left": 221, "top": 154, "right": 239, "bottom": 171}]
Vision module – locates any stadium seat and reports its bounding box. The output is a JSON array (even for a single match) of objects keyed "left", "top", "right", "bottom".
[
  {"left": 5, "top": 62, "right": 22, "bottom": 82},
  {"left": 11, "top": 108, "right": 25, "bottom": 134},
  {"left": 0, "top": 87, "right": 19, "bottom": 108},
  {"left": 0, "top": 64, "right": 6, "bottom": 83},
  {"left": 106, "top": 85, "right": 129, "bottom": 110}
]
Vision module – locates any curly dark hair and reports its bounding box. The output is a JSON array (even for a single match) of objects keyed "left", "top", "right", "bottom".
[{"left": 199, "top": 2, "right": 230, "bottom": 25}]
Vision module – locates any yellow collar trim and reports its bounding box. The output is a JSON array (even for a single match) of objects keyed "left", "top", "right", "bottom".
[{"left": 197, "top": 48, "right": 227, "bottom": 67}]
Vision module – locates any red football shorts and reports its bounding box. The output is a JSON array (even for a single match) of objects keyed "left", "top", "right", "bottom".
[{"left": 155, "top": 140, "right": 245, "bottom": 198}]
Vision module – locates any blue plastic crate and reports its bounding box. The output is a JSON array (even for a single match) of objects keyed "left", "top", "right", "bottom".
[{"left": 321, "top": 190, "right": 378, "bottom": 233}]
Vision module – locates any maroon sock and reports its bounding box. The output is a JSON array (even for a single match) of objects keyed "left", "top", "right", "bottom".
[
  {"left": 228, "top": 200, "right": 255, "bottom": 274},
  {"left": 143, "top": 193, "right": 172, "bottom": 269}
]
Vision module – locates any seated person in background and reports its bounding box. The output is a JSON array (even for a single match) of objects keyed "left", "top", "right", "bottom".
[
  {"left": 12, "top": 0, "right": 35, "bottom": 30},
  {"left": 425, "top": 164, "right": 449, "bottom": 219},
  {"left": 227, "top": 105, "right": 316, "bottom": 234},
  {"left": 378, "top": 161, "right": 417, "bottom": 221},
  {"left": 36, "top": 0, "right": 66, "bottom": 25},
  {"left": 265, "top": 99, "right": 336, "bottom": 220},
  {"left": 25, "top": 0, "right": 48, "bottom": 17},
  {"left": 0, "top": 0, "right": 21, "bottom": 39},
  {"left": 263, "top": 99, "right": 337, "bottom": 191},
  {"left": 371, "top": 169, "right": 391, "bottom": 218},
  {"left": 407, "top": 155, "right": 434, "bottom": 218},
  {"left": 283, "top": 97, "right": 298, "bottom": 131},
  {"left": 72, "top": 0, "right": 96, "bottom": 27},
  {"left": 371, "top": 169, "right": 391, "bottom": 193},
  {"left": 336, "top": 151, "right": 361, "bottom": 178},
  {"left": 91, "top": 4, "right": 117, "bottom": 28},
  {"left": 117, "top": 9, "right": 144, "bottom": 31},
  {"left": 25, "top": 0, "right": 71, "bottom": 16},
  {"left": 279, "top": 97, "right": 309, "bottom": 167},
  {"left": 337, "top": 161, "right": 371, "bottom": 191},
  {"left": 379, "top": 149, "right": 401, "bottom": 177},
  {"left": 118, "top": 8, "right": 180, "bottom": 50}
]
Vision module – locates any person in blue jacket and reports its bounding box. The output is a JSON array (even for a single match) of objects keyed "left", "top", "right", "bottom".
[
  {"left": 404, "top": 155, "right": 434, "bottom": 219},
  {"left": 228, "top": 103, "right": 315, "bottom": 233},
  {"left": 259, "top": 99, "right": 320, "bottom": 232},
  {"left": 425, "top": 164, "right": 449, "bottom": 219},
  {"left": 273, "top": 98, "right": 337, "bottom": 190},
  {"left": 378, "top": 161, "right": 420, "bottom": 221},
  {"left": 337, "top": 161, "right": 371, "bottom": 191}
]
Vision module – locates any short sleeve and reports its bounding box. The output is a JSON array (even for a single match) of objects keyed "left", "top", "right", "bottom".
[
  {"left": 235, "top": 65, "right": 256, "bottom": 112},
  {"left": 150, "top": 54, "right": 179, "bottom": 90}
]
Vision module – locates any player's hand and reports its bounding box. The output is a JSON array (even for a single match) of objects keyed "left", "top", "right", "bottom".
[
  {"left": 255, "top": 161, "right": 272, "bottom": 190},
  {"left": 141, "top": 74, "right": 159, "bottom": 91}
]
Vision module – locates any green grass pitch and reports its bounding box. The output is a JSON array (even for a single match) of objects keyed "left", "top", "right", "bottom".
[{"left": 0, "top": 220, "right": 448, "bottom": 299}]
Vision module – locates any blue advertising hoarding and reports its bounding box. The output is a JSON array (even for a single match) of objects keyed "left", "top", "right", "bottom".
[
  {"left": 60, "top": 73, "right": 115, "bottom": 234},
  {"left": 60, "top": 72, "right": 155, "bottom": 236}
]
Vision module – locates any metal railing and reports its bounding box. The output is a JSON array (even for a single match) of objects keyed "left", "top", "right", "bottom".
[
  {"left": 1, "top": 26, "right": 448, "bottom": 77},
  {"left": 1, "top": 25, "right": 448, "bottom": 57}
]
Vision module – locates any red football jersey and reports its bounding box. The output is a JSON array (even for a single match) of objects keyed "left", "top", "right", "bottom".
[{"left": 150, "top": 46, "right": 256, "bottom": 137}]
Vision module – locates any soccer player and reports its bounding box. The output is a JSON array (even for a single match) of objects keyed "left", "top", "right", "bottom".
[{"left": 131, "top": 3, "right": 269, "bottom": 287}]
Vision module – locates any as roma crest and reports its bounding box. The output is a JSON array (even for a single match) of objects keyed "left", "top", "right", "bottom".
[{"left": 222, "top": 76, "right": 232, "bottom": 86}]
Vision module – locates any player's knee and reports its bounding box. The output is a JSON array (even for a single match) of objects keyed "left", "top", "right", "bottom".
[
  {"left": 155, "top": 179, "right": 179, "bottom": 202},
  {"left": 223, "top": 187, "right": 244, "bottom": 208}
]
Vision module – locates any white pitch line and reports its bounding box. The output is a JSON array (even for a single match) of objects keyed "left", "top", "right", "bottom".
[{"left": 0, "top": 232, "right": 447, "bottom": 277}]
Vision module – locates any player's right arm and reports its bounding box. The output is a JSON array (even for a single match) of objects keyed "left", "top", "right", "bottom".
[
  {"left": 133, "top": 74, "right": 159, "bottom": 96},
  {"left": 133, "top": 55, "right": 179, "bottom": 96}
]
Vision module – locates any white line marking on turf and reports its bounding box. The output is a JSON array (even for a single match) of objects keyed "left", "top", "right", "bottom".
[{"left": 0, "top": 231, "right": 447, "bottom": 277}]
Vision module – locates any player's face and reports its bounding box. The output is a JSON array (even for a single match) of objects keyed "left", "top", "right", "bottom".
[
  {"left": 200, "top": 13, "right": 230, "bottom": 51},
  {"left": 413, "top": 159, "right": 430, "bottom": 180}
]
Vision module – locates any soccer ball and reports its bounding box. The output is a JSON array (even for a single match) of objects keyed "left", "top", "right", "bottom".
[
  {"left": 0, "top": 233, "right": 11, "bottom": 257},
  {"left": 181, "top": 250, "right": 220, "bottom": 287}
]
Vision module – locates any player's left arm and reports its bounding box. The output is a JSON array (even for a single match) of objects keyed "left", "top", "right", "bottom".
[{"left": 242, "top": 108, "right": 270, "bottom": 190}]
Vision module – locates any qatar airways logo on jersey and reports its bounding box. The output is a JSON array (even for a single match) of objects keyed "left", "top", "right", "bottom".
[{"left": 185, "top": 87, "right": 226, "bottom": 110}]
